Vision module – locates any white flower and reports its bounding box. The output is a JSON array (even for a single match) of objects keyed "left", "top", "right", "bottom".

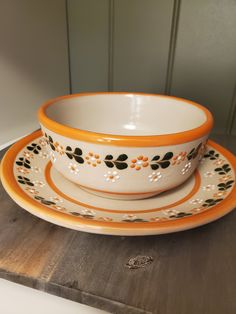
[
  {"left": 213, "top": 191, "right": 227, "bottom": 197},
  {"left": 213, "top": 159, "right": 225, "bottom": 166},
  {"left": 181, "top": 162, "right": 191, "bottom": 175},
  {"left": 50, "top": 152, "right": 56, "bottom": 163},
  {"left": 81, "top": 209, "right": 95, "bottom": 217},
  {"left": 39, "top": 151, "right": 49, "bottom": 159},
  {"left": 68, "top": 163, "right": 79, "bottom": 174},
  {"left": 32, "top": 166, "right": 41, "bottom": 173},
  {"left": 191, "top": 207, "right": 203, "bottom": 214},
  {"left": 98, "top": 217, "right": 113, "bottom": 222},
  {"left": 52, "top": 205, "right": 66, "bottom": 211},
  {"left": 163, "top": 209, "right": 178, "bottom": 216},
  {"left": 200, "top": 158, "right": 206, "bottom": 164},
  {"left": 148, "top": 171, "right": 162, "bottom": 182},
  {"left": 23, "top": 151, "right": 34, "bottom": 159},
  {"left": 16, "top": 166, "right": 29, "bottom": 174},
  {"left": 104, "top": 171, "right": 120, "bottom": 183},
  {"left": 190, "top": 198, "right": 203, "bottom": 205},
  {"left": 204, "top": 171, "right": 215, "bottom": 178},
  {"left": 49, "top": 196, "right": 63, "bottom": 203},
  {"left": 39, "top": 138, "right": 48, "bottom": 147},
  {"left": 25, "top": 187, "right": 39, "bottom": 195},
  {"left": 202, "top": 184, "right": 215, "bottom": 192},
  {"left": 123, "top": 214, "right": 138, "bottom": 221},
  {"left": 33, "top": 180, "right": 45, "bottom": 187}
]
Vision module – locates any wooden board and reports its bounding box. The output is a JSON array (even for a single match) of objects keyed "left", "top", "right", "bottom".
[{"left": 0, "top": 135, "right": 236, "bottom": 314}]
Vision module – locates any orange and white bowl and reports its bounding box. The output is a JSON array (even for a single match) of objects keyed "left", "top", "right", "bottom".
[{"left": 38, "top": 92, "right": 213, "bottom": 200}]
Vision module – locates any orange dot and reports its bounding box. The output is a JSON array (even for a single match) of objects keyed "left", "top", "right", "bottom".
[
  {"left": 85, "top": 156, "right": 89, "bottom": 160},
  {"left": 95, "top": 154, "right": 100, "bottom": 159},
  {"left": 130, "top": 164, "right": 135, "bottom": 168},
  {"left": 89, "top": 152, "right": 93, "bottom": 156},
  {"left": 92, "top": 163, "right": 96, "bottom": 167},
  {"left": 142, "top": 162, "right": 149, "bottom": 167},
  {"left": 131, "top": 159, "right": 137, "bottom": 163},
  {"left": 97, "top": 160, "right": 101, "bottom": 164},
  {"left": 136, "top": 166, "right": 141, "bottom": 170},
  {"left": 87, "top": 161, "right": 91, "bottom": 165},
  {"left": 143, "top": 157, "right": 148, "bottom": 162},
  {"left": 137, "top": 155, "right": 143, "bottom": 160}
]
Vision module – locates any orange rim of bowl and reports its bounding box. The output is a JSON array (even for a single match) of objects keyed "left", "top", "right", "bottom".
[{"left": 38, "top": 92, "right": 214, "bottom": 147}]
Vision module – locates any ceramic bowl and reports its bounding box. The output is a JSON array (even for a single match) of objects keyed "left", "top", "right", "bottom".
[{"left": 38, "top": 92, "right": 213, "bottom": 200}]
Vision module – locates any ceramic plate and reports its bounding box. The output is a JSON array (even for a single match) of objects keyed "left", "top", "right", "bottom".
[{"left": 1, "top": 130, "right": 236, "bottom": 236}]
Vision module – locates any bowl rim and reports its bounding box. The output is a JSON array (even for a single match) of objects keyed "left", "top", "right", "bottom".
[{"left": 38, "top": 92, "right": 214, "bottom": 147}]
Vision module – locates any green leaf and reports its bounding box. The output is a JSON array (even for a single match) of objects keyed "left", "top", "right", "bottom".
[
  {"left": 163, "top": 152, "right": 173, "bottom": 160},
  {"left": 159, "top": 161, "right": 170, "bottom": 169},
  {"left": 104, "top": 161, "right": 114, "bottom": 168},
  {"left": 222, "top": 164, "right": 229, "bottom": 169},
  {"left": 116, "top": 154, "right": 128, "bottom": 161},
  {"left": 114, "top": 161, "right": 128, "bottom": 170},
  {"left": 151, "top": 155, "right": 160, "bottom": 161},
  {"left": 66, "top": 152, "right": 73, "bottom": 159},
  {"left": 74, "top": 147, "right": 82, "bottom": 156},
  {"left": 105, "top": 155, "right": 113, "bottom": 160},
  {"left": 74, "top": 156, "right": 84, "bottom": 164},
  {"left": 151, "top": 164, "right": 159, "bottom": 170}
]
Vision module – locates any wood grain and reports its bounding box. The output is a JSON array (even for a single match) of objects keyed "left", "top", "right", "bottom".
[{"left": 0, "top": 135, "right": 236, "bottom": 314}]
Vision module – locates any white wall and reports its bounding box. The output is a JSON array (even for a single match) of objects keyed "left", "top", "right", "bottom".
[{"left": 0, "top": 0, "right": 69, "bottom": 146}]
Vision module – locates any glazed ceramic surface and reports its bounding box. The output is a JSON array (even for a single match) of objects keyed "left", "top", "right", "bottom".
[
  {"left": 1, "top": 131, "right": 235, "bottom": 236},
  {"left": 38, "top": 93, "right": 213, "bottom": 200}
]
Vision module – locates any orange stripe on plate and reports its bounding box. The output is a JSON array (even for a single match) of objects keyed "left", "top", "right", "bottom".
[{"left": 45, "top": 161, "right": 201, "bottom": 214}]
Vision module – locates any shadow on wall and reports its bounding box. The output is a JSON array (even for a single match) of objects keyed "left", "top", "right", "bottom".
[{"left": 0, "top": 0, "right": 69, "bottom": 146}]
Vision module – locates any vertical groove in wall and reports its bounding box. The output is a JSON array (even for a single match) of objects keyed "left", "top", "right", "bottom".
[
  {"left": 108, "top": 0, "right": 114, "bottom": 91},
  {"left": 164, "top": 0, "right": 181, "bottom": 95},
  {"left": 226, "top": 82, "right": 236, "bottom": 134},
  {"left": 65, "top": 0, "right": 72, "bottom": 94}
]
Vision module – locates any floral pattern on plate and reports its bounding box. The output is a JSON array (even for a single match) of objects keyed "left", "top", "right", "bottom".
[{"left": 12, "top": 136, "right": 235, "bottom": 224}]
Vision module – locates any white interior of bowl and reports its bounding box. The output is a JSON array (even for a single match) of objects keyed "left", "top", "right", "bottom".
[{"left": 45, "top": 94, "right": 207, "bottom": 136}]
